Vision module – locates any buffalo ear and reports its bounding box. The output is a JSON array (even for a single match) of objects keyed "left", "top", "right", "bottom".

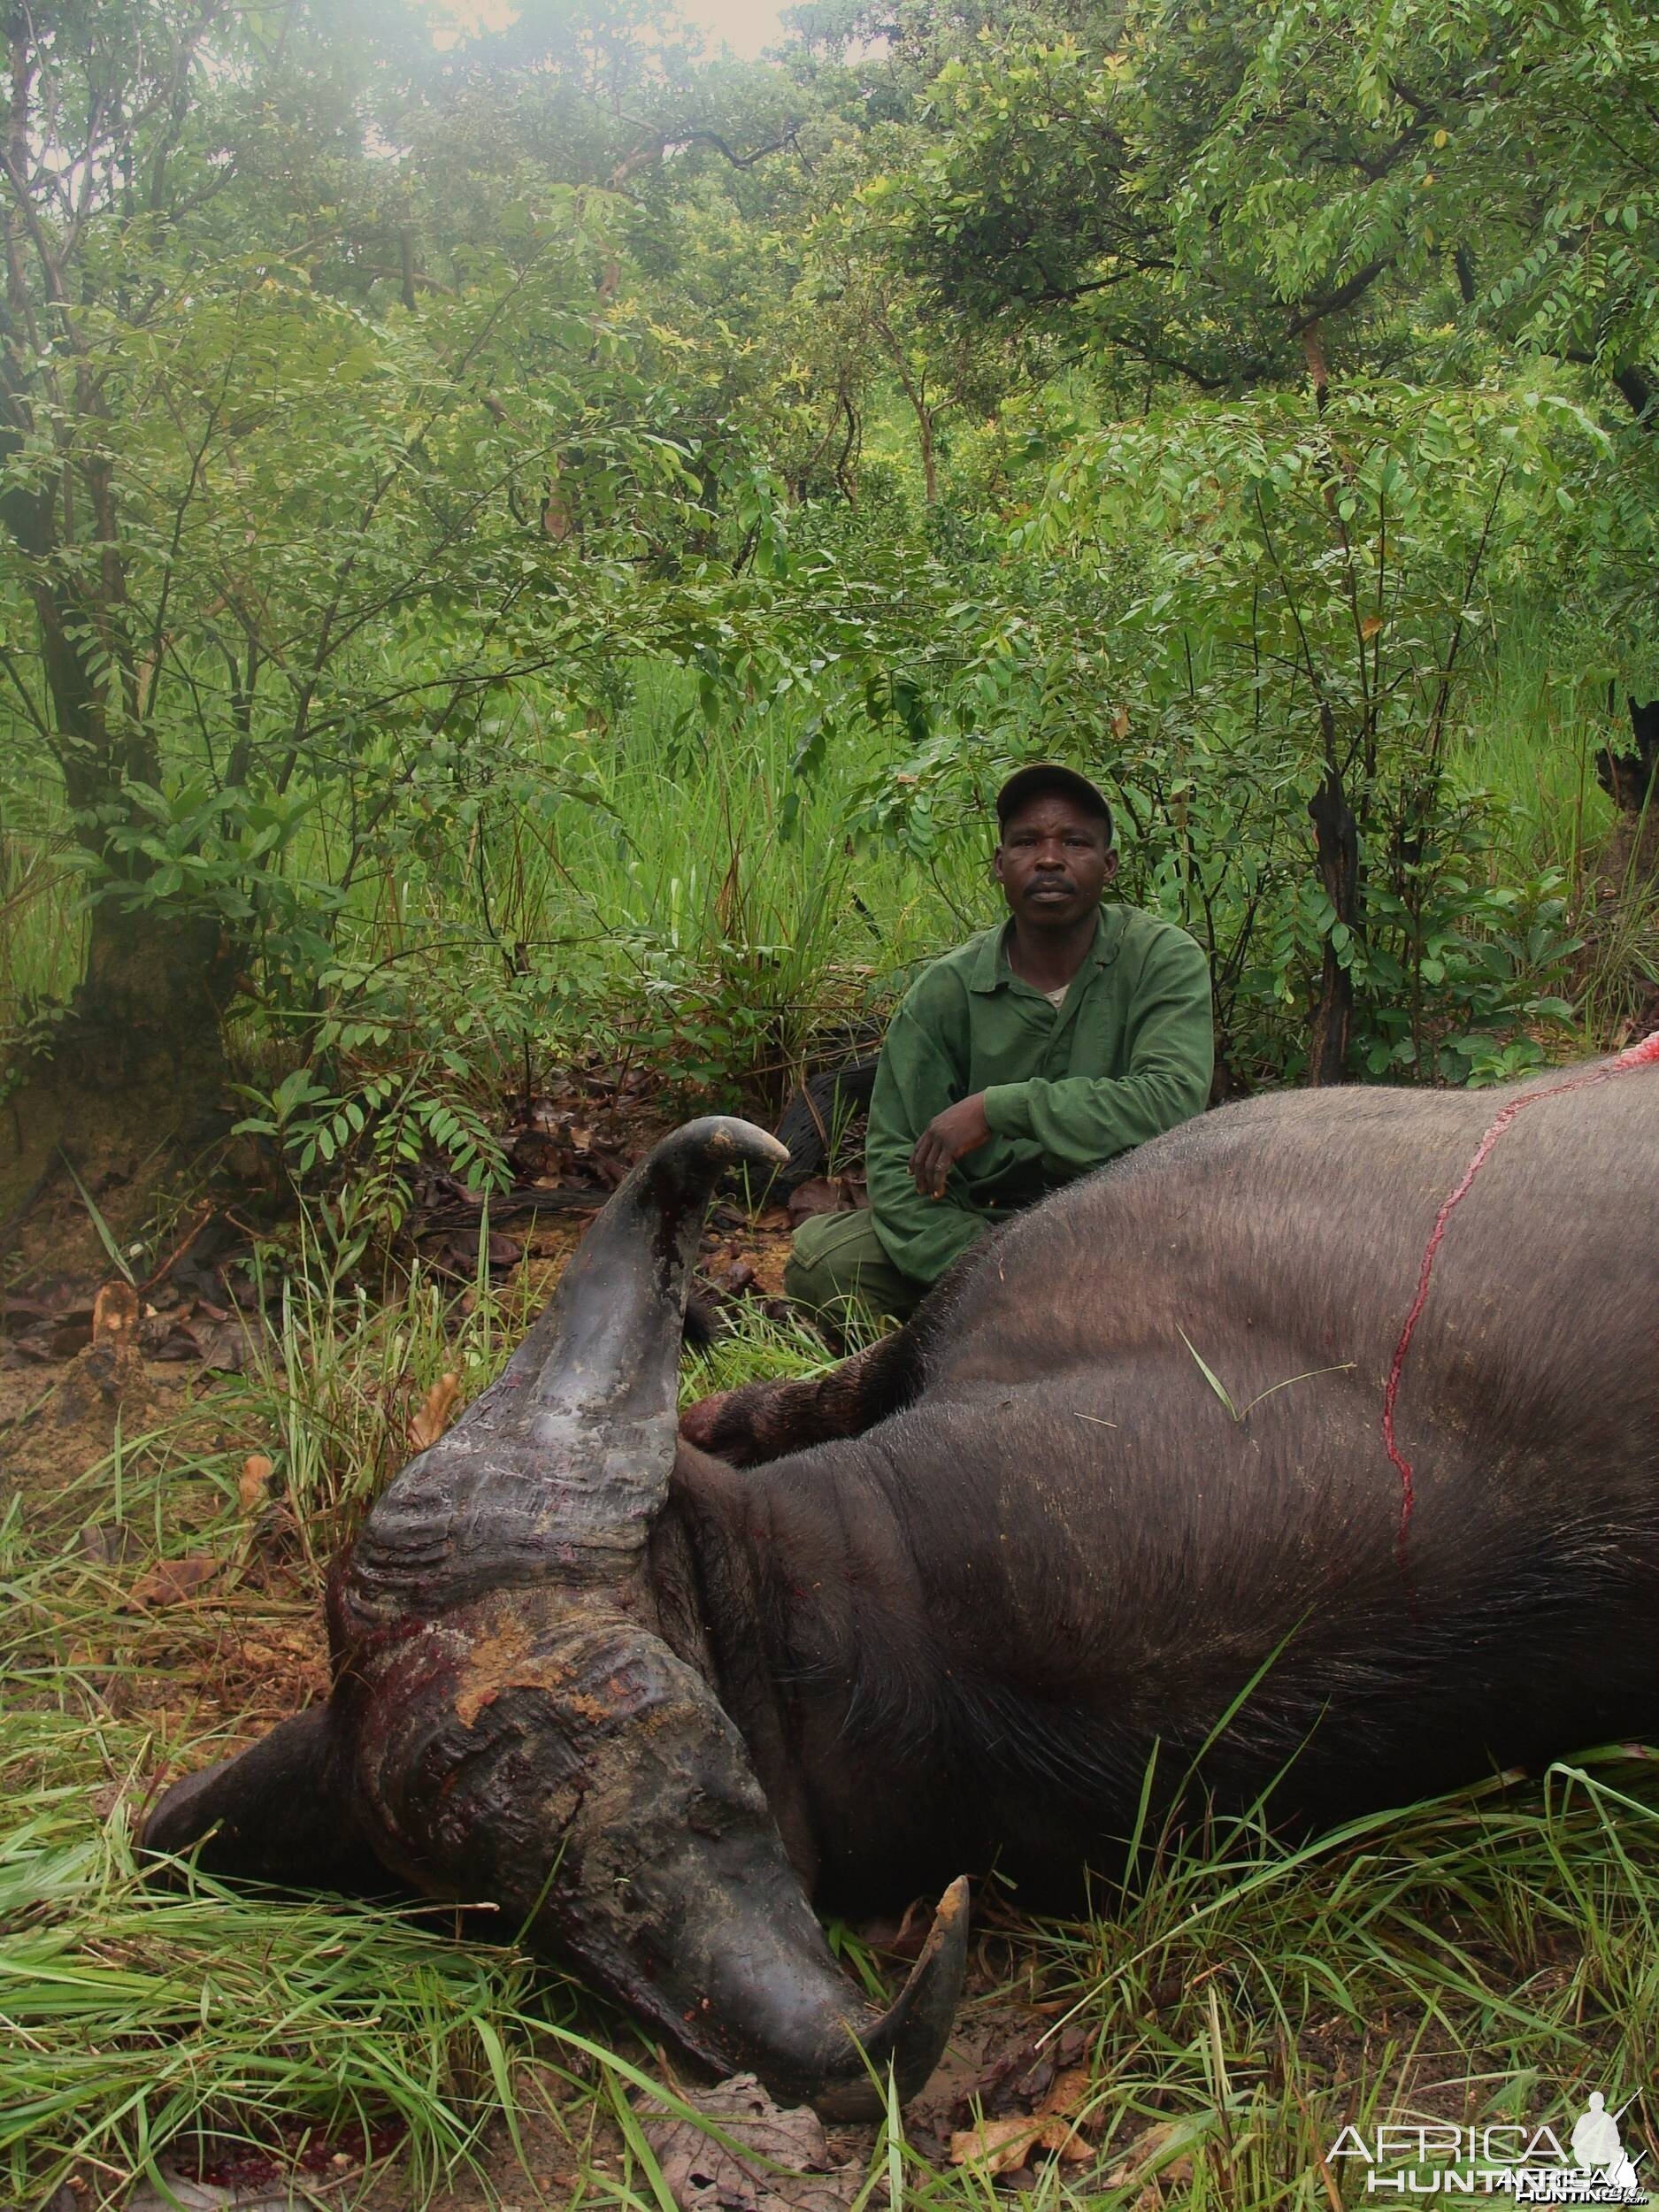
[{"left": 141, "top": 1705, "right": 379, "bottom": 1892}]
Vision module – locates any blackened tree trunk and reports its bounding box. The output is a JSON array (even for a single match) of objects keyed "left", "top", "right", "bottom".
[
  {"left": 3, "top": 907, "right": 237, "bottom": 1233},
  {"left": 1596, "top": 696, "right": 1659, "bottom": 821},
  {"left": 0, "top": 495, "right": 236, "bottom": 1228},
  {"left": 0, "top": 530, "right": 238, "bottom": 1225},
  {"left": 0, "top": 543, "right": 238, "bottom": 1229},
  {"left": 1590, "top": 696, "right": 1659, "bottom": 900}
]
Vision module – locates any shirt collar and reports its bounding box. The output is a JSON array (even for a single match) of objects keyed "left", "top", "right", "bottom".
[{"left": 969, "top": 905, "right": 1120, "bottom": 994}]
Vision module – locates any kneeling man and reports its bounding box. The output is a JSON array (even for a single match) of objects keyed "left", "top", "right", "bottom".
[{"left": 785, "top": 764, "right": 1214, "bottom": 1327}]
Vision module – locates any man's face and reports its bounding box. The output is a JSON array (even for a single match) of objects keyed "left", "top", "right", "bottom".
[{"left": 994, "top": 794, "right": 1117, "bottom": 928}]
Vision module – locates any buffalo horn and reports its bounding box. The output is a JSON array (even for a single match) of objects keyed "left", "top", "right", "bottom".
[{"left": 345, "top": 1116, "right": 788, "bottom": 1610}]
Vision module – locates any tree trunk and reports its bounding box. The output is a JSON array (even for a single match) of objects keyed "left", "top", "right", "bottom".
[
  {"left": 917, "top": 403, "right": 938, "bottom": 504},
  {"left": 878, "top": 327, "right": 939, "bottom": 504},
  {"left": 0, "top": 539, "right": 235, "bottom": 1239},
  {"left": 0, "top": 10, "right": 243, "bottom": 1250},
  {"left": 1, "top": 899, "right": 235, "bottom": 1242},
  {"left": 1588, "top": 696, "right": 1659, "bottom": 894},
  {"left": 1306, "top": 757, "right": 1359, "bottom": 1086},
  {"left": 1596, "top": 696, "right": 1659, "bottom": 817}
]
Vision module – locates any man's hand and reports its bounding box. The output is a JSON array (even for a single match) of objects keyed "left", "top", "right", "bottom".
[{"left": 910, "top": 1092, "right": 993, "bottom": 1198}]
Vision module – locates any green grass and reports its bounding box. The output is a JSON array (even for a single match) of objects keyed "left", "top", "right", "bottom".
[
  {"left": 12, "top": 601, "right": 1659, "bottom": 1141},
  {"left": 1, "top": 1796, "right": 556, "bottom": 2206},
  {"left": 0, "top": 654, "right": 999, "bottom": 1141},
  {"left": 1447, "top": 603, "right": 1659, "bottom": 1044},
  {"left": 0, "top": 826, "right": 83, "bottom": 1033},
  {"left": 4, "top": 1275, "right": 1657, "bottom": 2208},
  {"left": 1452, "top": 611, "right": 1624, "bottom": 885}
]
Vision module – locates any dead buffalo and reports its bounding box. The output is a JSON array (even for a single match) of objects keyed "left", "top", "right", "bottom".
[{"left": 142, "top": 1054, "right": 1659, "bottom": 2116}]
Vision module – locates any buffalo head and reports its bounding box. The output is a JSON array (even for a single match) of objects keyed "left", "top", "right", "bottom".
[{"left": 142, "top": 1118, "right": 968, "bottom": 2117}]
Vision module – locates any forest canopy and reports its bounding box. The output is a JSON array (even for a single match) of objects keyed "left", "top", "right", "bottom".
[{"left": 4, "top": 0, "right": 1659, "bottom": 1226}]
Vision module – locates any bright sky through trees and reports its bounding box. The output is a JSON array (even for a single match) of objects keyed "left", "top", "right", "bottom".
[
  {"left": 680, "top": 0, "right": 789, "bottom": 54},
  {"left": 433, "top": 0, "right": 791, "bottom": 58}
]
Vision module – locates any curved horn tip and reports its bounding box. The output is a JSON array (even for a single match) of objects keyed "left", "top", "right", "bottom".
[
  {"left": 814, "top": 1875, "right": 972, "bottom": 2121},
  {"left": 631, "top": 1117, "right": 790, "bottom": 1221},
  {"left": 662, "top": 1116, "right": 790, "bottom": 1173}
]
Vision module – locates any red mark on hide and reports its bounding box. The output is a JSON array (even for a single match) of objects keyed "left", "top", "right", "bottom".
[{"left": 1383, "top": 1030, "right": 1659, "bottom": 1570}]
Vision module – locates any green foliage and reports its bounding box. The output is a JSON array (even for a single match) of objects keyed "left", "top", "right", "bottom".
[
  {"left": 1192, "top": 0, "right": 1659, "bottom": 390},
  {"left": 231, "top": 1056, "right": 509, "bottom": 1224},
  {"left": 1036, "top": 376, "right": 1595, "bottom": 1080},
  {"left": 5, "top": 0, "right": 1658, "bottom": 1163},
  {"left": 0, "top": 0, "right": 823, "bottom": 1113},
  {"left": 845, "top": 380, "right": 1600, "bottom": 1084}
]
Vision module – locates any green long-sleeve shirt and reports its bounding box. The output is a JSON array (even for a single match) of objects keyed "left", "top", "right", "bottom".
[{"left": 865, "top": 904, "right": 1214, "bottom": 1286}]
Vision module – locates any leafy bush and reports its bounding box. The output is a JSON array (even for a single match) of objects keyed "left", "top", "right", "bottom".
[{"left": 853, "top": 380, "right": 1595, "bottom": 1087}]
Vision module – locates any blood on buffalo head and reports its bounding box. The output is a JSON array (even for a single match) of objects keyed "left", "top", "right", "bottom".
[{"left": 142, "top": 1118, "right": 969, "bottom": 2117}]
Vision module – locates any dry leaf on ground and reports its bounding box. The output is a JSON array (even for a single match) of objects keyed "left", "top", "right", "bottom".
[
  {"left": 785, "top": 1177, "right": 863, "bottom": 1225},
  {"left": 127, "top": 2159, "right": 359, "bottom": 2211},
  {"left": 238, "top": 1454, "right": 275, "bottom": 1514},
  {"left": 639, "top": 2072, "right": 857, "bottom": 2212},
  {"left": 947, "top": 2109, "right": 1094, "bottom": 2175},
  {"left": 127, "top": 2167, "right": 280, "bottom": 2209},
  {"left": 408, "top": 1371, "right": 461, "bottom": 1453},
  {"left": 92, "top": 1280, "right": 140, "bottom": 1341},
  {"left": 1099, "top": 2121, "right": 1183, "bottom": 2189},
  {"left": 188, "top": 1315, "right": 257, "bottom": 1371},
  {"left": 126, "top": 1553, "right": 219, "bottom": 1609},
  {"left": 949, "top": 2065, "right": 1095, "bottom": 2174}
]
